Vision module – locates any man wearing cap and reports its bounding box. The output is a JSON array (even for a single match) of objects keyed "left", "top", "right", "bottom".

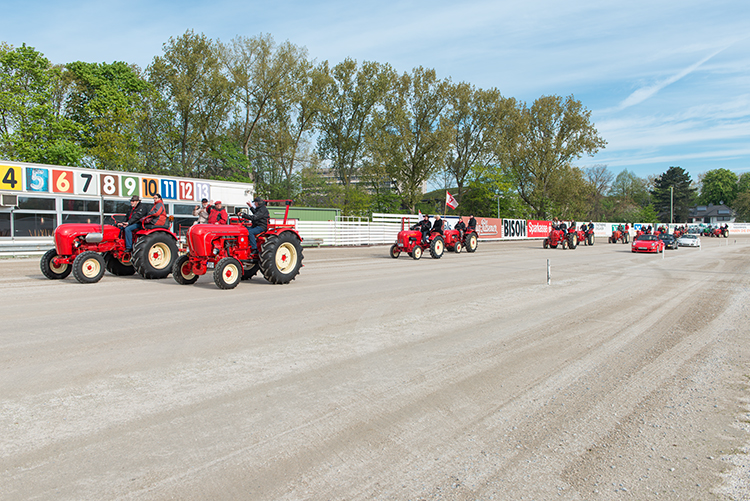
[
  {"left": 118, "top": 195, "right": 148, "bottom": 252},
  {"left": 192, "top": 198, "right": 209, "bottom": 224},
  {"left": 207, "top": 200, "right": 228, "bottom": 224},
  {"left": 240, "top": 197, "right": 269, "bottom": 253}
]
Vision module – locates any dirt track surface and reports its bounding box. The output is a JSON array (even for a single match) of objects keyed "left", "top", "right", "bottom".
[{"left": 2, "top": 236, "right": 750, "bottom": 500}]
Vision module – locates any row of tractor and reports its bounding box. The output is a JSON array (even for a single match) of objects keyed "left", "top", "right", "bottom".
[
  {"left": 389, "top": 217, "right": 478, "bottom": 259},
  {"left": 40, "top": 200, "right": 303, "bottom": 290},
  {"left": 543, "top": 224, "right": 595, "bottom": 250}
]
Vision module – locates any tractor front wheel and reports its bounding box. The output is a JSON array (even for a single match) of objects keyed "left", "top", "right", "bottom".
[
  {"left": 568, "top": 234, "right": 578, "bottom": 249},
  {"left": 214, "top": 257, "right": 242, "bottom": 289},
  {"left": 132, "top": 232, "right": 178, "bottom": 279},
  {"left": 588, "top": 234, "right": 594, "bottom": 246},
  {"left": 104, "top": 252, "right": 135, "bottom": 276},
  {"left": 390, "top": 244, "right": 401, "bottom": 259},
  {"left": 543, "top": 239, "right": 549, "bottom": 249},
  {"left": 260, "top": 232, "right": 304, "bottom": 284},
  {"left": 412, "top": 246, "right": 423, "bottom": 260},
  {"left": 454, "top": 241, "right": 462, "bottom": 253},
  {"left": 173, "top": 254, "right": 199, "bottom": 285},
  {"left": 465, "top": 233, "right": 478, "bottom": 253},
  {"left": 429, "top": 236, "right": 444, "bottom": 259},
  {"left": 72, "top": 251, "right": 105, "bottom": 284},
  {"left": 562, "top": 239, "right": 568, "bottom": 250},
  {"left": 40, "top": 248, "right": 72, "bottom": 280}
]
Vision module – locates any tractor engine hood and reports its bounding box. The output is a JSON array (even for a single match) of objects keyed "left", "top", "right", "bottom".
[
  {"left": 54, "top": 224, "right": 119, "bottom": 255},
  {"left": 188, "top": 224, "right": 247, "bottom": 257}
]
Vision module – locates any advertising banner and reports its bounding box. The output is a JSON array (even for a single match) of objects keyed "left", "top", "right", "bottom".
[
  {"left": 527, "top": 220, "right": 551, "bottom": 238},
  {"left": 474, "top": 217, "right": 502, "bottom": 239},
  {"left": 502, "top": 218, "right": 527, "bottom": 239}
]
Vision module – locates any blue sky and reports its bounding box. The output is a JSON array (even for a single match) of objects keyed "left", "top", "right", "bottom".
[{"left": 4, "top": 0, "right": 750, "bottom": 184}]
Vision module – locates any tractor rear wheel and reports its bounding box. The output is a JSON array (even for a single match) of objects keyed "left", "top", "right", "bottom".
[
  {"left": 390, "top": 244, "right": 401, "bottom": 259},
  {"left": 588, "top": 234, "right": 594, "bottom": 246},
  {"left": 72, "top": 251, "right": 105, "bottom": 284},
  {"left": 260, "top": 232, "right": 303, "bottom": 284},
  {"left": 412, "top": 246, "right": 423, "bottom": 260},
  {"left": 214, "top": 257, "right": 242, "bottom": 289},
  {"left": 40, "top": 248, "right": 72, "bottom": 280},
  {"left": 543, "top": 239, "right": 549, "bottom": 249},
  {"left": 454, "top": 241, "right": 462, "bottom": 253},
  {"left": 173, "top": 254, "right": 199, "bottom": 285},
  {"left": 429, "top": 236, "right": 444, "bottom": 259},
  {"left": 568, "top": 234, "right": 578, "bottom": 249},
  {"left": 132, "top": 232, "right": 178, "bottom": 279},
  {"left": 465, "top": 233, "right": 478, "bottom": 253},
  {"left": 104, "top": 252, "right": 135, "bottom": 276},
  {"left": 242, "top": 262, "right": 260, "bottom": 280}
]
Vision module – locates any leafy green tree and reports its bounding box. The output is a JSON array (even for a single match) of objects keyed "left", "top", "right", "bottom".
[
  {"left": 0, "top": 43, "right": 83, "bottom": 165},
  {"left": 583, "top": 164, "right": 613, "bottom": 221},
  {"left": 443, "top": 83, "right": 515, "bottom": 203},
  {"left": 699, "top": 168, "right": 738, "bottom": 206},
  {"left": 316, "top": 59, "right": 394, "bottom": 188},
  {"left": 651, "top": 166, "right": 696, "bottom": 223},
  {"left": 502, "top": 95, "right": 606, "bottom": 219},
  {"left": 738, "top": 172, "right": 750, "bottom": 194},
  {"left": 147, "top": 30, "right": 231, "bottom": 177},
  {"left": 733, "top": 192, "right": 750, "bottom": 222},
  {"left": 64, "top": 61, "right": 152, "bottom": 170},
  {"left": 369, "top": 66, "right": 452, "bottom": 213}
]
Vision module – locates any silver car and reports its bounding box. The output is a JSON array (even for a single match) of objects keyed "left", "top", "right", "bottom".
[{"left": 677, "top": 234, "right": 701, "bottom": 247}]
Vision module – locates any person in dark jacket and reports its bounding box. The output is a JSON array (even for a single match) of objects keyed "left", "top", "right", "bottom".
[
  {"left": 241, "top": 197, "right": 269, "bottom": 253},
  {"left": 411, "top": 214, "right": 431, "bottom": 243},
  {"left": 455, "top": 218, "right": 466, "bottom": 240},
  {"left": 143, "top": 194, "right": 168, "bottom": 228},
  {"left": 118, "top": 195, "right": 148, "bottom": 252},
  {"left": 467, "top": 215, "right": 477, "bottom": 231},
  {"left": 431, "top": 214, "right": 444, "bottom": 235}
]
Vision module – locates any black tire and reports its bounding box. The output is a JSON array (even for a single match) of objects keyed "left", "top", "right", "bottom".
[
  {"left": 543, "top": 239, "right": 549, "bottom": 249},
  {"left": 465, "top": 233, "right": 478, "bottom": 253},
  {"left": 214, "top": 257, "right": 242, "bottom": 289},
  {"left": 562, "top": 239, "right": 568, "bottom": 250},
  {"left": 390, "top": 244, "right": 401, "bottom": 259},
  {"left": 104, "top": 252, "right": 135, "bottom": 276},
  {"left": 412, "top": 246, "right": 423, "bottom": 260},
  {"left": 429, "top": 236, "right": 444, "bottom": 259},
  {"left": 72, "top": 251, "right": 105, "bottom": 284},
  {"left": 132, "top": 231, "right": 178, "bottom": 279},
  {"left": 172, "top": 254, "right": 199, "bottom": 285},
  {"left": 587, "top": 234, "right": 594, "bottom": 246},
  {"left": 568, "top": 233, "right": 577, "bottom": 249},
  {"left": 260, "top": 232, "right": 303, "bottom": 284},
  {"left": 454, "top": 241, "right": 462, "bottom": 253},
  {"left": 40, "top": 248, "right": 72, "bottom": 280},
  {"left": 242, "top": 262, "right": 260, "bottom": 280}
]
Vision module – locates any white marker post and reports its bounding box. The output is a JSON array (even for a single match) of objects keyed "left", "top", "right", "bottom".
[{"left": 547, "top": 259, "right": 551, "bottom": 286}]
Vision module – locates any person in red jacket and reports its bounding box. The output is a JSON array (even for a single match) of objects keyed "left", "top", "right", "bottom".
[
  {"left": 143, "top": 194, "right": 168, "bottom": 228},
  {"left": 207, "top": 200, "right": 228, "bottom": 224}
]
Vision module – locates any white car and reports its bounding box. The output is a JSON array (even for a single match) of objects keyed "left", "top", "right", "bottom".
[{"left": 677, "top": 234, "right": 701, "bottom": 247}]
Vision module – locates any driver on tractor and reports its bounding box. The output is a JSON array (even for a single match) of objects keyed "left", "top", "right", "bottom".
[
  {"left": 411, "top": 214, "right": 431, "bottom": 243},
  {"left": 431, "top": 214, "right": 444, "bottom": 235},
  {"left": 118, "top": 195, "right": 148, "bottom": 252},
  {"left": 241, "top": 197, "right": 269, "bottom": 253},
  {"left": 455, "top": 218, "right": 466, "bottom": 240}
]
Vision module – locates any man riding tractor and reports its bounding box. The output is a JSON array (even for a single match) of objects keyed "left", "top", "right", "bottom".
[{"left": 390, "top": 215, "right": 445, "bottom": 260}]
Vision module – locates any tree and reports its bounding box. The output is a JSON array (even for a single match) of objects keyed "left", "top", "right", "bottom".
[
  {"left": 0, "top": 43, "right": 83, "bottom": 165},
  {"left": 502, "top": 95, "right": 606, "bottom": 219},
  {"left": 738, "top": 172, "right": 750, "bottom": 194},
  {"left": 369, "top": 66, "right": 452, "bottom": 213},
  {"left": 64, "top": 61, "right": 152, "bottom": 171},
  {"left": 584, "top": 164, "right": 613, "bottom": 220},
  {"left": 733, "top": 192, "right": 750, "bottom": 222},
  {"left": 147, "top": 30, "right": 232, "bottom": 177},
  {"left": 651, "top": 166, "right": 696, "bottom": 223},
  {"left": 442, "top": 83, "right": 514, "bottom": 203},
  {"left": 699, "top": 168, "right": 738, "bottom": 206}
]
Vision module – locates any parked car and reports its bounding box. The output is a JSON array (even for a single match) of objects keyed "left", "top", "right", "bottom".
[
  {"left": 631, "top": 234, "right": 665, "bottom": 253},
  {"left": 658, "top": 234, "right": 679, "bottom": 250},
  {"left": 677, "top": 234, "right": 701, "bottom": 247}
]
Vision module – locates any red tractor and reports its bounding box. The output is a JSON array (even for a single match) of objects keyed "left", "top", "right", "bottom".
[
  {"left": 442, "top": 226, "right": 478, "bottom": 253},
  {"left": 172, "top": 200, "right": 303, "bottom": 289},
  {"left": 608, "top": 228, "right": 629, "bottom": 244},
  {"left": 578, "top": 226, "right": 595, "bottom": 246},
  {"left": 543, "top": 226, "right": 578, "bottom": 249},
  {"left": 389, "top": 218, "right": 446, "bottom": 260},
  {"left": 40, "top": 217, "right": 179, "bottom": 284},
  {"left": 710, "top": 226, "right": 729, "bottom": 238}
]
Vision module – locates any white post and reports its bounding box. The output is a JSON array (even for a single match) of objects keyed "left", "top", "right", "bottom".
[{"left": 547, "top": 259, "right": 551, "bottom": 285}]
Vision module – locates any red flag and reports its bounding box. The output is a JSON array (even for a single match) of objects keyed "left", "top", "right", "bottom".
[{"left": 446, "top": 191, "right": 458, "bottom": 210}]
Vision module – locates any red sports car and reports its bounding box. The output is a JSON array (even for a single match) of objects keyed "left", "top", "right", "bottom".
[{"left": 631, "top": 234, "right": 664, "bottom": 253}]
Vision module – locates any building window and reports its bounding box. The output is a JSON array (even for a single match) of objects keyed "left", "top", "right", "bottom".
[
  {"left": 0, "top": 213, "right": 9, "bottom": 236},
  {"left": 62, "top": 214, "right": 102, "bottom": 224},
  {"left": 14, "top": 213, "right": 56, "bottom": 237},
  {"left": 17, "top": 196, "right": 55, "bottom": 211},
  {"left": 104, "top": 200, "right": 131, "bottom": 214},
  {"left": 173, "top": 204, "right": 197, "bottom": 215},
  {"left": 62, "top": 199, "right": 100, "bottom": 212}
]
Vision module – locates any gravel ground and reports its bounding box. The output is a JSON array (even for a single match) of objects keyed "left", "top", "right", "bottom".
[{"left": 1, "top": 235, "right": 749, "bottom": 500}]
